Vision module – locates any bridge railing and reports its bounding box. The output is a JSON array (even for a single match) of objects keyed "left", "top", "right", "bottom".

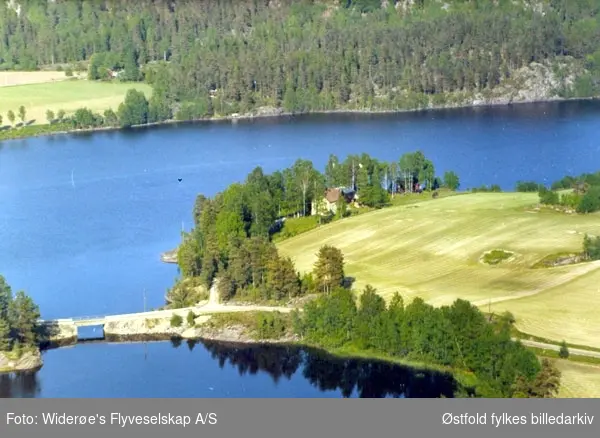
[
  {"left": 71, "top": 315, "right": 107, "bottom": 321},
  {"left": 39, "top": 315, "right": 107, "bottom": 323}
]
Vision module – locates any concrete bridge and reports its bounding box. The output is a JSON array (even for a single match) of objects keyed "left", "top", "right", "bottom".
[{"left": 39, "top": 300, "right": 295, "bottom": 343}]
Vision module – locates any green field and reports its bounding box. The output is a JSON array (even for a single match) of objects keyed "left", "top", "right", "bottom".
[
  {"left": 278, "top": 192, "right": 600, "bottom": 348},
  {"left": 556, "top": 360, "right": 600, "bottom": 398},
  {"left": 0, "top": 79, "right": 152, "bottom": 126}
]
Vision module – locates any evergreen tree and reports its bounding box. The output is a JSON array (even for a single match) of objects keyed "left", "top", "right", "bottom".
[
  {"left": 313, "top": 245, "right": 345, "bottom": 294},
  {"left": 0, "top": 319, "right": 10, "bottom": 351},
  {"left": 8, "top": 290, "right": 40, "bottom": 346},
  {"left": 0, "top": 276, "right": 12, "bottom": 320},
  {"left": 7, "top": 110, "right": 15, "bottom": 126}
]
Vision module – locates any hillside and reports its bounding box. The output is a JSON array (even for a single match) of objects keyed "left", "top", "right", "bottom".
[
  {"left": 277, "top": 192, "right": 600, "bottom": 347},
  {"left": 0, "top": 0, "right": 598, "bottom": 124}
]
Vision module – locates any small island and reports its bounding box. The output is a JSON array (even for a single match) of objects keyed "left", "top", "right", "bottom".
[{"left": 0, "top": 276, "right": 42, "bottom": 372}]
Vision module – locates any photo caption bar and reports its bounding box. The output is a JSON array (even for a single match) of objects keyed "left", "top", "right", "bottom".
[{"left": 1, "top": 399, "right": 598, "bottom": 438}]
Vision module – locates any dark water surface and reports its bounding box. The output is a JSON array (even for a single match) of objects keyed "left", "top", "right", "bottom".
[
  {"left": 1, "top": 101, "right": 599, "bottom": 397},
  {"left": 0, "top": 341, "right": 457, "bottom": 398}
]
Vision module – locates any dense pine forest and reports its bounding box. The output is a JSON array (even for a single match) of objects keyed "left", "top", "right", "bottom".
[{"left": 1, "top": 0, "right": 600, "bottom": 121}]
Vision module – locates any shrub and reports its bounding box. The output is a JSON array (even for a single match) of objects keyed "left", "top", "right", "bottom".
[
  {"left": 187, "top": 311, "right": 196, "bottom": 326},
  {"left": 482, "top": 250, "right": 513, "bottom": 265},
  {"left": 560, "top": 192, "right": 581, "bottom": 209},
  {"left": 559, "top": 341, "right": 569, "bottom": 359},
  {"left": 254, "top": 312, "right": 288, "bottom": 339},
  {"left": 516, "top": 181, "right": 541, "bottom": 192},
  {"left": 583, "top": 234, "right": 600, "bottom": 260},
  {"left": 576, "top": 186, "right": 600, "bottom": 213},
  {"left": 538, "top": 187, "right": 559, "bottom": 205},
  {"left": 65, "top": 67, "right": 74, "bottom": 77},
  {"left": 170, "top": 314, "right": 183, "bottom": 327}
]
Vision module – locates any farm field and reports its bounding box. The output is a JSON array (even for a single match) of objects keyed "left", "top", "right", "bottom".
[
  {"left": 492, "top": 268, "right": 600, "bottom": 348},
  {"left": 556, "top": 360, "right": 600, "bottom": 398},
  {"left": 278, "top": 192, "right": 600, "bottom": 348},
  {"left": 0, "top": 70, "right": 84, "bottom": 87},
  {"left": 0, "top": 78, "right": 152, "bottom": 125}
]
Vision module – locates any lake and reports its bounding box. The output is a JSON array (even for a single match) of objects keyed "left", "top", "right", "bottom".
[
  {"left": 1, "top": 340, "right": 458, "bottom": 398},
  {"left": 1, "top": 101, "right": 599, "bottom": 397}
]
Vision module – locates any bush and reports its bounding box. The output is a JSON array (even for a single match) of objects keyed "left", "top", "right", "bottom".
[
  {"left": 65, "top": 67, "right": 74, "bottom": 77},
  {"left": 516, "top": 181, "right": 541, "bottom": 192},
  {"left": 482, "top": 250, "right": 513, "bottom": 265},
  {"left": 559, "top": 341, "right": 569, "bottom": 359},
  {"left": 187, "top": 311, "right": 196, "bottom": 326},
  {"left": 576, "top": 186, "right": 600, "bottom": 213},
  {"left": 254, "top": 312, "right": 288, "bottom": 339},
  {"left": 583, "top": 234, "right": 600, "bottom": 260},
  {"left": 170, "top": 314, "right": 183, "bottom": 327},
  {"left": 559, "top": 192, "right": 581, "bottom": 209},
  {"left": 538, "top": 187, "right": 559, "bottom": 205},
  {"left": 472, "top": 184, "right": 502, "bottom": 193}
]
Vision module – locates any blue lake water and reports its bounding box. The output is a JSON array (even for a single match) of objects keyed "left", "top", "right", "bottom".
[{"left": 0, "top": 101, "right": 599, "bottom": 397}]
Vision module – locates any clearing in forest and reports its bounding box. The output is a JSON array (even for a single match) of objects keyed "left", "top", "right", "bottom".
[{"left": 0, "top": 78, "right": 152, "bottom": 126}]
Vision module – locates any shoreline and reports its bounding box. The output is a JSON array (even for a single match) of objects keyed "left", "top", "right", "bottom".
[{"left": 1, "top": 96, "right": 598, "bottom": 143}]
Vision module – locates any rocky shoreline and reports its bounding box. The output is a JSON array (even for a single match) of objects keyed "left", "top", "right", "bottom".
[
  {"left": 2, "top": 82, "right": 598, "bottom": 144},
  {"left": 103, "top": 314, "right": 297, "bottom": 344},
  {"left": 160, "top": 248, "right": 178, "bottom": 264},
  {"left": 0, "top": 350, "right": 43, "bottom": 373}
]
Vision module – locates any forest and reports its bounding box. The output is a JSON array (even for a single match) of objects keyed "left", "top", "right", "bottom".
[{"left": 1, "top": 0, "right": 599, "bottom": 124}]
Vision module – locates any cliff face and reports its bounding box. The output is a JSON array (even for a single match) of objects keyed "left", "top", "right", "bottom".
[{"left": 0, "top": 350, "right": 43, "bottom": 372}]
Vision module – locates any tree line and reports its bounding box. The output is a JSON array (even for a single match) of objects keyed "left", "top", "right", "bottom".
[
  {"left": 538, "top": 170, "right": 600, "bottom": 213},
  {"left": 0, "top": 276, "right": 40, "bottom": 355},
  {"left": 1, "top": 1, "right": 599, "bottom": 121},
  {"left": 292, "top": 279, "right": 561, "bottom": 398},
  {"left": 1, "top": 89, "right": 151, "bottom": 135}
]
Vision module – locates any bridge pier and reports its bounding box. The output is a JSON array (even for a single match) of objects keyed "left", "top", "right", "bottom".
[{"left": 39, "top": 320, "right": 78, "bottom": 347}]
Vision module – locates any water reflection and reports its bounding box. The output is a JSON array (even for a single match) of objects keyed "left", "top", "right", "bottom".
[
  {"left": 0, "top": 372, "right": 41, "bottom": 398},
  {"left": 2, "top": 340, "right": 457, "bottom": 398},
  {"left": 196, "top": 339, "right": 457, "bottom": 398}
]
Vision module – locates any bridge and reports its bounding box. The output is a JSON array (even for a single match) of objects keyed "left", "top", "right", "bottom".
[
  {"left": 40, "top": 306, "right": 204, "bottom": 330},
  {"left": 39, "top": 290, "right": 295, "bottom": 344}
]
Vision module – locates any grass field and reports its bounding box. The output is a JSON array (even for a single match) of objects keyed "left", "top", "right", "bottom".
[
  {"left": 0, "top": 70, "right": 85, "bottom": 87},
  {"left": 277, "top": 192, "right": 600, "bottom": 348},
  {"left": 0, "top": 79, "right": 152, "bottom": 125},
  {"left": 556, "top": 360, "right": 600, "bottom": 398}
]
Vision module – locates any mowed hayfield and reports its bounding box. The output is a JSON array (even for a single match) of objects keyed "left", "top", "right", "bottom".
[
  {"left": 556, "top": 360, "right": 600, "bottom": 398},
  {"left": 278, "top": 192, "right": 600, "bottom": 347},
  {"left": 0, "top": 70, "right": 85, "bottom": 87},
  {"left": 0, "top": 78, "right": 152, "bottom": 125}
]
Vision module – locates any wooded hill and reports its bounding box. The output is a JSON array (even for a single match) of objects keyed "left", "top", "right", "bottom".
[{"left": 1, "top": 0, "right": 599, "bottom": 119}]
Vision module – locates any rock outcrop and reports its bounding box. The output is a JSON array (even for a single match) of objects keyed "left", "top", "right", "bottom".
[{"left": 0, "top": 350, "right": 43, "bottom": 372}]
